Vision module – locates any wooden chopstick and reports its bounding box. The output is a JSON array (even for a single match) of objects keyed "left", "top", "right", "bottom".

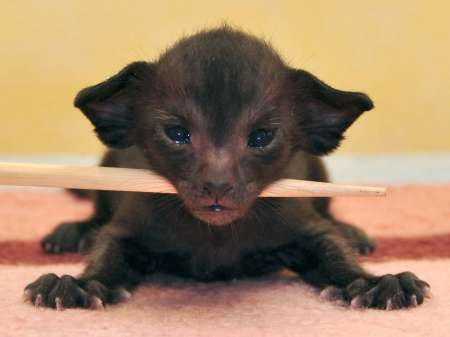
[{"left": 0, "top": 162, "right": 386, "bottom": 197}]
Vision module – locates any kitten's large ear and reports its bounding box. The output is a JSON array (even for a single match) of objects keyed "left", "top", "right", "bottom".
[
  {"left": 74, "top": 61, "right": 153, "bottom": 148},
  {"left": 290, "top": 69, "right": 374, "bottom": 155}
]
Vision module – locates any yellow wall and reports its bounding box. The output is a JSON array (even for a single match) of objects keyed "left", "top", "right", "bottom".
[{"left": 1, "top": 1, "right": 449, "bottom": 155}]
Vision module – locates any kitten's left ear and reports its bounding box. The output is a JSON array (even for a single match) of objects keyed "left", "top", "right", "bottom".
[{"left": 290, "top": 69, "right": 374, "bottom": 155}]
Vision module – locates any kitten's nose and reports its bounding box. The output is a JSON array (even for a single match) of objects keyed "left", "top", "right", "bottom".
[{"left": 203, "top": 181, "right": 233, "bottom": 199}]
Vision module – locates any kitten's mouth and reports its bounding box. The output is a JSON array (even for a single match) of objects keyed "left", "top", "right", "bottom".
[
  {"left": 191, "top": 203, "right": 242, "bottom": 226},
  {"left": 202, "top": 204, "right": 232, "bottom": 212}
]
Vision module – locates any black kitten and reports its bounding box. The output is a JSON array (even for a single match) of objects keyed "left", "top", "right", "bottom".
[{"left": 25, "top": 27, "right": 429, "bottom": 310}]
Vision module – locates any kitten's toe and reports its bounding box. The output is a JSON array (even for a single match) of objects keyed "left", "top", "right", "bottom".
[
  {"left": 116, "top": 288, "right": 132, "bottom": 302},
  {"left": 22, "top": 289, "right": 32, "bottom": 303},
  {"left": 43, "top": 242, "right": 52, "bottom": 253},
  {"left": 320, "top": 286, "right": 344, "bottom": 301},
  {"left": 353, "top": 235, "right": 376, "bottom": 256},
  {"left": 422, "top": 285, "right": 432, "bottom": 298},
  {"left": 320, "top": 286, "right": 346, "bottom": 306},
  {"left": 359, "top": 243, "right": 376, "bottom": 256}
]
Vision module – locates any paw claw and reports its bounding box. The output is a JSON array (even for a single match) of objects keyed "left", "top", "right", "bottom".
[
  {"left": 55, "top": 297, "right": 63, "bottom": 311},
  {"left": 410, "top": 294, "right": 418, "bottom": 307},
  {"left": 90, "top": 296, "right": 104, "bottom": 310},
  {"left": 34, "top": 294, "right": 43, "bottom": 308},
  {"left": 350, "top": 295, "right": 364, "bottom": 308},
  {"left": 423, "top": 286, "right": 432, "bottom": 298},
  {"left": 117, "top": 288, "right": 131, "bottom": 302},
  {"left": 386, "top": 299, "right": 393, "bottom": 311},
  {"left": 23, "top": 289, "right": 32, "bottom": 303}
]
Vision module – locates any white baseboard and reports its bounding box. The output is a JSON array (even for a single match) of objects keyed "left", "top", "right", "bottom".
[
  {"left": 0, "top": 153, "right": 449, "bottom": 184},
  {"left": 323, "top": 153, "right": 450, "bottom": 183}
]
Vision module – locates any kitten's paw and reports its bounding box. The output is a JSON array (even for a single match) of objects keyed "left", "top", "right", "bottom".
[
  {"left": 335, "top": 222, "right": 376, "bottom": 255},
  {"left": 41, "top": 222, "right": 95, "bottom": 254},
  {"left": 320, "top": 272, "right": 430, "bottom": 310},
  {"left": 24, "top": 273, "right": 130, "bottom": 310}
]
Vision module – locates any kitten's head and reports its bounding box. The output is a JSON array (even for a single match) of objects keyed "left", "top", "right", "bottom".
[{"left": 75, "top": 27, "right": 373, "bottom": 225}]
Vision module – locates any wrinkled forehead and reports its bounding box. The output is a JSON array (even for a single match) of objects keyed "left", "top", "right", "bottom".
[{"left": 155, "top": 47, "right": 286, "bottom": 145}]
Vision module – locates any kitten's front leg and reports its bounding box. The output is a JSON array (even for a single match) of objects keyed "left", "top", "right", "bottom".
[
  {"left": 278, "top": 224, "right": 430, "bottom": 310},
  {"left": 24, "top": 226, "right": 156, "bottom": 310}
]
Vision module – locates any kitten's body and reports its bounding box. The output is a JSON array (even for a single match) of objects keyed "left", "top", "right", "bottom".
[
  {"left": 50, "top": 147, "right": 370, "bottom": 283},
  {"left": 25, "top": 27, "right": 429, "bottom": 310}
]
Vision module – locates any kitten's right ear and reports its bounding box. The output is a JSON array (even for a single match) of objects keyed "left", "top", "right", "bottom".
[{"left": 74, "top": 61, "right": 154, "bottom": 148}]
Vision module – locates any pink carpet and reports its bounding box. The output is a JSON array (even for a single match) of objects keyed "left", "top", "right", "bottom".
[{"left": 1, "top": 185, "right": 449, "bottom": 336}]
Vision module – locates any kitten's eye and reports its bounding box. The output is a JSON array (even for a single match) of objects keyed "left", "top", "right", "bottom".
[
  {"left": 165, "top": 126, "right": 191, "bottom": 144},
  {"left": 248, "top": 129, "right": 275, "bottom": 148}
]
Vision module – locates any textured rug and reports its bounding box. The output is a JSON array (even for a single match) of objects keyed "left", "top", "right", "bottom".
[{"left": 1, "top": 185, "right": 449, "bottom": 336}]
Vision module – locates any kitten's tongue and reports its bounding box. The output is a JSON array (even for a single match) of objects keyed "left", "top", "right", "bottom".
[
  {"left": 192, "top": 204, "right": 241, "bottom": 225},
  {"left": 209, "top": 204, "right": 224, "bottom": 212}
]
